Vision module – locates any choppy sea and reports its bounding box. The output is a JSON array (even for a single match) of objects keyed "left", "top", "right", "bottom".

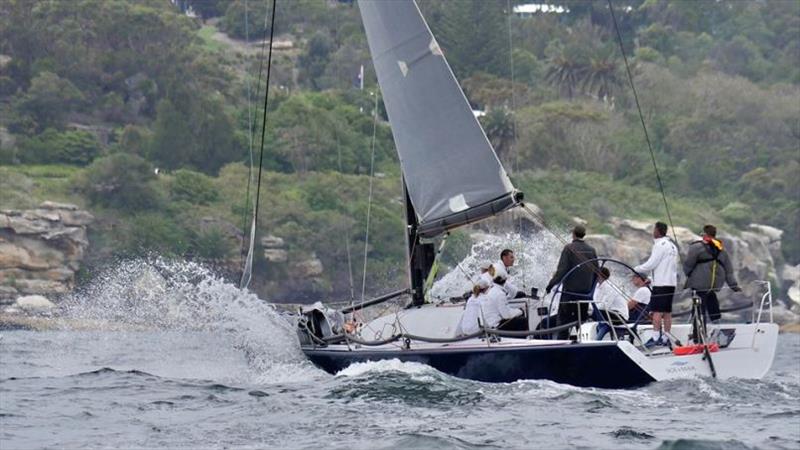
[{"left": 1, "top": 260, "right": 799, "bottom": 449}]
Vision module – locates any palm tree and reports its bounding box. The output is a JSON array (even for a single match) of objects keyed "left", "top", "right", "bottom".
[{"left": 481, "top": 108, "right": 515, "bottom": 161}]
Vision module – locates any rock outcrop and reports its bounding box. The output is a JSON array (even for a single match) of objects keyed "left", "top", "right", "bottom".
[{"left": 0, "top": 202, "right": 93, "bottom": 303}]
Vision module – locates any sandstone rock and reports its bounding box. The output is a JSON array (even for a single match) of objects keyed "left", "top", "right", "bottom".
[
  {"left": 23, "top": 209, "right": 61, "bottom": 222},
  {"left": 40, "top": 201, "right": 78, "bottom": 211},
  {"left": 6, "top": 215, "right": 51, "bottom": 234},
  {"left": 14, "top": 279, "right": 69, "bottom": 295},
  {"left": 264, "top": 248, "right": 288, "bottom": 263},
  {"left": 294, "top": 256, "right": 323, "bottom": 277},
  {"left": 782, "top": 264, "right": 800, "bottom": 283},
  {"left": 0, "top": 242, "right": 53, "bottom": 270},
  {"left": 59, "top": 210, "right": 94, "bottom": 227},
  {"left": 0, "top": 285, "right": 18, "bottom": 301},
  {"left": 43, "top": 268, "right": 75, "bottom": 282},
  {"left": 749, "top": 224, "right": 783, "bottom": 242},
  {"left": 14, "top": 295, "right": 55, "bottom": 310},
  {"left": 261, "top": 235, "right": 285, "bottom": 249}
]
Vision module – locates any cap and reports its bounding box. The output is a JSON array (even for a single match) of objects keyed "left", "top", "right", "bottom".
[{"left": 476, "top": 276, "right": 492, "bottom": 289}]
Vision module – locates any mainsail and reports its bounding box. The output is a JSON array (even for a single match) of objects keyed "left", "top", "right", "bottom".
[{"left": 358, "top": 0, "right": 520, "bottom": 238}]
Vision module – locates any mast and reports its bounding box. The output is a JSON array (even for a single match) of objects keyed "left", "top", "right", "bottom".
[{"left": 403, "top": 178, "right": 435, "bottom": 306}]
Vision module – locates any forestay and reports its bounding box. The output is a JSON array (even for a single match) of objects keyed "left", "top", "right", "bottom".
[{"left": 358, "top": 0, "right": 520, "bottom": 238}]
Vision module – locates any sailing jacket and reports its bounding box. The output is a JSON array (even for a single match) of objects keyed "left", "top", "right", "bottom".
[
  {"left": 546, "top": 239, "right": 598, "bottom": 295},
  {"left": 635, "top": 237, "right": 678, "bottom": 287},
  {"left": 456, "top": 293, "right": 484, "bottom": 336},
  {"left": 683, "top": 240, "right": 738, "bottom": 292},
  {"left": 482, "top": 285, "right": 522, "bottom": 328},
  {"left": 593, "top": 281, "right": 629, "bottom": 321},
  {"left": 496, "top": 260, "right": 519, "bottom": 299}
]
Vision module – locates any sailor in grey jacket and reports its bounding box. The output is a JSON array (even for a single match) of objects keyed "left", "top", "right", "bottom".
[{"left": 683, "top": 238, "right": 740, "bottom": 293}]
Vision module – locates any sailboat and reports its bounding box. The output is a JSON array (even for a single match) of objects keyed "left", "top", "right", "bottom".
[{"left": 295, "top": 0, "right": 779, "bottom": 388}]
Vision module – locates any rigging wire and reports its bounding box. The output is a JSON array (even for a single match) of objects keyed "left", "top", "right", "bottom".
[
  {"left": 241, "top": 0, "right": 278, "bottom": 289},
  {"left": 607, "top": 0, "right": 682, "bottom": 257},
  {"left": 332, "top": 7, "right": 356, "bottom": 302},
  {"left": 239, "top": 0, "right": 274, "bottom": 287},
  {"left": 505, "top": 0, "right": 527, "bottom": 289},
  {"left": 359, "top": 92, "right": 380, "bottom": 302},
  {"left": 238, "top": 0, "right": 257, "bottom": 289}
]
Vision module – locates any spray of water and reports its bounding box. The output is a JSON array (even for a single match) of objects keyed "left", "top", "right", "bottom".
[
  {"left": 430, "top": 230, "right": 566, "bottom": 300},
  {"left": 55, "top": 258, "right": 318, "bottom": 384}
]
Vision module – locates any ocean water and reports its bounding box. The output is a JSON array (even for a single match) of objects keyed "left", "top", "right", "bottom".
[{"left": 1, "top": 260, "right": 799, "bottom": 450}]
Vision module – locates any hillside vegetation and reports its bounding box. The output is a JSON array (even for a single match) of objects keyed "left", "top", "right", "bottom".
[{"left": 0, "top": 0, "right": 797, "bottom": 299}]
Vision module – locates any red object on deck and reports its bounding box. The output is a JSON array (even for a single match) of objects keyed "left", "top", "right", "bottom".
[{"left": 673, "top": 343, "right": 720, "bottom": 355}]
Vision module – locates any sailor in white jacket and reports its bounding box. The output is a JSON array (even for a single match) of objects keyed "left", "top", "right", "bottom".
[
  {"left": 455, "top": 275, "right": 492, "bottom": 336},
  {"left": 634, "top": 221, "right": 679, "bottom": 348},
  {"left": 496, "top": 249, "right": 520, "bottom": 299},
  {"left": 482, "top": 270, "right": 524, "bottom": 329},
  {"left": 593, "top": 269, "right": 629, "bottom": 322}
]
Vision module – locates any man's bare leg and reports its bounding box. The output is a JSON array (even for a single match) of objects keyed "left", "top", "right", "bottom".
[{"left": 652, "top": 312, "right": 662, "bottom": 336}]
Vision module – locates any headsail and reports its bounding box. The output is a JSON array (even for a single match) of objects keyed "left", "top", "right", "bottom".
[{"left": 358, "top": 0, "right": 520, "bottom": 238}]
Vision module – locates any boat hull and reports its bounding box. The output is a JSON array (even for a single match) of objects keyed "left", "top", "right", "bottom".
[
  {"left": 303, "top": 341, "right": 656, "bottom": 388},
  {"left": 302, "top": 322, "right": 779, "bottom": 388}
]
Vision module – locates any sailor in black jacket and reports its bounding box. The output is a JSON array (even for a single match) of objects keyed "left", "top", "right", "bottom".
[{"left": 545, "top": 225, "right": 599, "bottom": 339}]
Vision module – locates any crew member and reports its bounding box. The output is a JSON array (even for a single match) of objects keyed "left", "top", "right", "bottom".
[
  {"left": 634, "top": 221, "right": 679, "bottom": 348},
  {"left": 456, "top": 276, "right": 491, "bottom": 336},
  {"left": 593, "top": 267, "right": 628, "bottom": 322},
  {"left": 482, "top": 270, "right": 524, "bottom": 330},
  {"left": 496, "top": 249, "right": 524, "bottom": 299},
  {"left": 545, "top": 225, "right": 598, "bottom": 339},
  {"left": 683, "top": 224, "right": 741, "bottom": 322},
  {"left": 627, "top": 272, "right": 651, "bottom": 323}
]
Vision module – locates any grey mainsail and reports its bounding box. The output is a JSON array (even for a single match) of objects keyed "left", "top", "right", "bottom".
[{"left": 358, "top": 0, "right": 520, "bottom": 238}]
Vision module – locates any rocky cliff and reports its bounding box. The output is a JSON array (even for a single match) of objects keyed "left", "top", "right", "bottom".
[{"left": 0, "top": 202, "right": 93, "bottom": 303}]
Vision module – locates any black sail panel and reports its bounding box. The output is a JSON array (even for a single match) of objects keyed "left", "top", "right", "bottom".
[{"left": 358, "top": 0, "right": 519, "bottom": 238}]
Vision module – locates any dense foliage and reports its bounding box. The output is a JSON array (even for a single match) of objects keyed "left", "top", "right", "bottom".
[{"left": 0, "top": 0, "right": 797, "bottom": 300}]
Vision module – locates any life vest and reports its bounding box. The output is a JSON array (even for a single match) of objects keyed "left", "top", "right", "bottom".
[{"left": 687, "top": 237, "right": 727, "bottom": 286}]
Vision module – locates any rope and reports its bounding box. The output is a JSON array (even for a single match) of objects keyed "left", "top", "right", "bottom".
[
  {"left": 607, "top": 0, "right": 682, "bottom": 259},
  {"left": 250, "top": 0, "right": 278, "bottom": 277},
  {"left": 359, "top": 92, "right": 380, "bottom": 302},
  {"left": 239, "top": 0, "right": 273, "bottom": 289}
]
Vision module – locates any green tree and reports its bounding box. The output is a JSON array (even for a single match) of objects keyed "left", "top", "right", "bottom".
[
  {"left": 430, "top": 0, "right": 508, "bottom": 79},
  {"left": 298, "top": 32, "right": 333, "bottom": 90},
  {"left": 169, "top": 169, "right": 218, "bottom": 204},
  {"left": 149, "top": 98, "right": 193, "bottom": 171},
  {"left": 19, "top": 129, "right": 101, "bottom": 166},
  {"left": 14, "top": 72, "right": 83, "bottom": 132},
  {"left": 74, "top": 153, "right": 161, "bottom": 210}
]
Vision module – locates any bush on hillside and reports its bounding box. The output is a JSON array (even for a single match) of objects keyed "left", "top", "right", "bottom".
[
  {"left": 73, "top": 153, "right": 161, "bottom": 210},
  {"left": 169, "top": 169, "right": 218, "bottom": 204},
  {"left": 13, "top": 72, "right": 83, "bottom": 132},
  {"left": 18, "top": 129, "right": 102, "bottom": 166},
  {"left": 116, "top": 213, "right": 189, "bottom": 256}
]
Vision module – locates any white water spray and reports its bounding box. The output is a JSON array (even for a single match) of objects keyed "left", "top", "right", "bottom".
[{"left": 56, "top": 258, "right": 320, "bottom": 384}]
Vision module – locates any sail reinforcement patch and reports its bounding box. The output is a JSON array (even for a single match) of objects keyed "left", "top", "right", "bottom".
[
  {"left": 398, "top": 61, "right": 408, "bottom": 77},
  {"left": 448, "top": 194, "right": 469, "bottom": 213}
]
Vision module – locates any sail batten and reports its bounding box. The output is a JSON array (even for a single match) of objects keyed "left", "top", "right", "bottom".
[{"left": 358, "top": 0, "right": 519, "bottom": 238}]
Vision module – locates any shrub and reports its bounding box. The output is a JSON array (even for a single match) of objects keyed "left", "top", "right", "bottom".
[
  {"left": 73, "top": 153, "right": 161, "bottom": 210},
  {"left": 169, "top": 169, "right": 218, "bottom": 204},
  {"left": 192, "top": 228, "right": 231, "bottom": 259},
  {"left": 117, "top": 213, "right": 189, "bottom": 256},
  {"left": 720, "top": 202, "right": 753, "bottom": 227},
  {"left": 18, "top": 129, "right": 102, "bottom": 165}
]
